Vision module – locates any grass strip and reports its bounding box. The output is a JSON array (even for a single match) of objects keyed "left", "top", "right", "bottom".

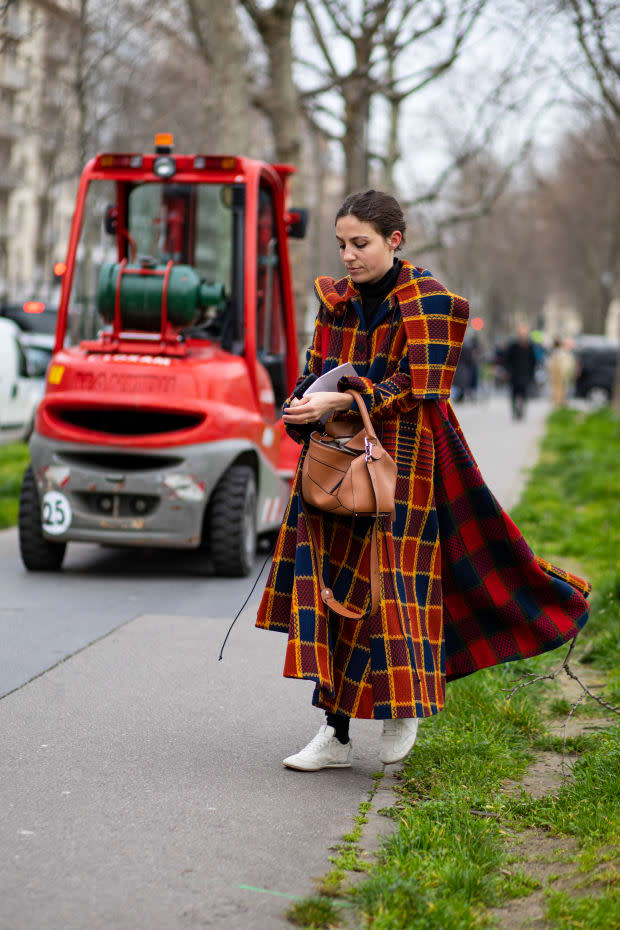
[
  {"left": 544, "top": 887, "right": 620, "bottom": 929},
  {"left": 510, "top": 407, "right": 620, "bottom": 704},
  {"left": 322, "top": 408, "right": 620, "bottom": 929},
  {"left": 0, "top": 443, "right": 29, "bottom": 529},
  {"left": 504, "top": 725, "right": 620, "bottom": 842},
  {"left": 350, "top": 666, "right": 546, "bottom": 929}
]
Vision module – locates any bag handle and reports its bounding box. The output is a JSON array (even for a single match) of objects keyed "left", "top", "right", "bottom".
[{"left": 345, "top": 389, "right": 377, "bottom": 444}]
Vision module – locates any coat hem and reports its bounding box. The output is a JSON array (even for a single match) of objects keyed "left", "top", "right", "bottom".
[{"left": 445, "top": 619, "right": 587, "bottom": 683}]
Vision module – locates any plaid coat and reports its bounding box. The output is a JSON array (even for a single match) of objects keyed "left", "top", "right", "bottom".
[{"left": 256, "top": 261, "right": 590, "bottom": 719}]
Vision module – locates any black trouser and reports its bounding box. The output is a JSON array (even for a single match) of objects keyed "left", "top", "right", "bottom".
[
  {"left": 510, "top": 383, "right": 528, "bottom": 419},
  {"left": 326, "top": 712, "right": 350, "bottom": 743}
]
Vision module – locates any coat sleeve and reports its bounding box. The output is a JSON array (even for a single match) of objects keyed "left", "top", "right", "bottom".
[
  {"left": 335, "top": 284, "right": 469, "bottom": 420},
  {"left": 336, "top": 326, "right": 417, "bottom": 419},
  {"left": 281, "top": 304, "right": 328, "bottom": 445}
]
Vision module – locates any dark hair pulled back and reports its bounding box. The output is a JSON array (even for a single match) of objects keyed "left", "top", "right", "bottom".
[{"left": 335, "top": 190, "right": 406, "bottom": 249}]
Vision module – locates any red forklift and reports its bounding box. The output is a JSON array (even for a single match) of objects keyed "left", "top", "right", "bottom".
[{"left": 18, "top": 134, "right": 305, "bottom": 576}]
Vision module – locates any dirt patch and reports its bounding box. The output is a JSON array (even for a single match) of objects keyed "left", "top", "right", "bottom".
[
  {"left": 491, "top": 661, "right": 617, "bottom": 929},
  {"left": 491, "top": 832, "right": 579, "bottom": 930},
  {"left": 502, "top": 751, "right": 574, "bottom": 799}
]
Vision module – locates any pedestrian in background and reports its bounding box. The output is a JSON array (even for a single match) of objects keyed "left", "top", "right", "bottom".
[
  {"left": 451, "top": 336, "right": 474, "bottom": 402},
  {"left": 504, "top": 324, "right": 537, "bottom": 419},
  {"left": 256, "top": 190, "right": 590, "bottom": 772},
  {"left": 548, "top": 338, "right": 575, "bottom": 407}
]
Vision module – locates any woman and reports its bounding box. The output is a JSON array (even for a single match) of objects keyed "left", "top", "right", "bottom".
[{"left": 256, "top": 190, "right": 590, "bottom": 772}]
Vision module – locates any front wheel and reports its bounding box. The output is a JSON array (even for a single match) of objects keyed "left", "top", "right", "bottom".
[
  {"left": 207, "top": 464, "right": 257, "bottom": 577},
  {"left": 18, "top": 465, "right": 66, "bottom": 571}
]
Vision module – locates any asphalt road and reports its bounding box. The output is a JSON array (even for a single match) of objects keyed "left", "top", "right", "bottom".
[{"left": 0, "top": 393, "right": 549, "bottom": 930}]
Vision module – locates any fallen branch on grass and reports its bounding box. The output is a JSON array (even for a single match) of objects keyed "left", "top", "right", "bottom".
[
  {"left": 504, "top": 638, "right": 620, "bottom": 778},
  {"left": 504, "top": 638, "right": 620, "bottom": 717}
]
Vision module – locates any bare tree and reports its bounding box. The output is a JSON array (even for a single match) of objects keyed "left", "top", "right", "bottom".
[
  {"left": 532, "top": 120, "right": 620, "bottom": 336},
  {"left": 428, "top": 152, "right": 547, "bottom": 344},
  {"left": 237, "top": 1, "right": 316, "bottom": 329},
  {"left": 299, "top": 0, "right": 487, "bottom": 194},
  {"left": 564, "top": 0, "right": 620, "bottom": 124},
  {"left": 184, "top": 0, "right": 254, "bottom": 152},
  {"left": 537, "top": 0, "right": 620, "bottom": 401},
  {"left": 71, "top": 1, "right": 171, "bottom": 168},
  {"left": 433, "top": 114, "right": 620, "bottom": 347},
  {"left": 238, "top": 1, "right": 302, "bottom": 168}
]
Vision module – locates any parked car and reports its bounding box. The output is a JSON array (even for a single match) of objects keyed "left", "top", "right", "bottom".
[
  {"left": 0, "top": 318, "right": 42, "bottom": 443},
  {"left": 0, "top": 302, "right": 58, "bottom": 336},
  {"left": 573, "top": 335, "right": 619, "bottom": 403},
  {"left": 19, "top": 331, "right": 54, "bottom": 405}
]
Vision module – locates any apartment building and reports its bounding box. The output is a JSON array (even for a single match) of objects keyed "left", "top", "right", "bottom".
[{"left": 0, "top": 0, "right": 78, "bottom": 304}]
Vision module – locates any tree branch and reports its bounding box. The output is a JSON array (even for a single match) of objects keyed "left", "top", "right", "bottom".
[
  {"left": 184, "top": 0, "right": 211, "bottom": 63},
  {"left": 321, "top": 0, "right": 357, "bottom": 42},
  {"left": 567, "top": 0, "right": 620, "bottom": 118},
  {"left": 237, "top": 0, "right": 264, "bottom": 24},
  {"left": 302, "top": 0, "right": 341, "bottom": 77},
  {"left": 504, "top": 637, "right": 620, "bottom": 716},
  {"left": 587, "top": 0, "right": 620, "bottom": 77},
  {"left": 300, "top": 101, "right": 343, "bottom": 142}
]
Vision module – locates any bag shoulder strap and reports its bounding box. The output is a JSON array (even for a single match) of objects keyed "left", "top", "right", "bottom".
[{"left": 302, "top": 497, "right": 380, "bottom": 620}]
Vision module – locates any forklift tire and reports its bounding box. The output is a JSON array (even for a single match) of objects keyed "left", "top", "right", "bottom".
[
  {"left": 18, "top": 465, "right": 66, "bottom": 572},
  {"left": 207, "top": 464, "right": 257, "bottom": 577}
]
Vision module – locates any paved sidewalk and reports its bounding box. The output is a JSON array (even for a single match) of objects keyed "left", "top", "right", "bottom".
[
  {"left": 2, "top": 613, "right": 382, "bottom": 930},
  {"left": 0, "top": 391, "right": 550, "bottom": 930}
]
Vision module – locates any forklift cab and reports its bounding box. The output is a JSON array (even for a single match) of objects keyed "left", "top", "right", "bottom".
[{"left": 58, "top": 137, "right": 304, "bottom": 420}]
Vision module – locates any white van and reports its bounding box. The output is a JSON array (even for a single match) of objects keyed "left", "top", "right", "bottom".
[{"left": 0, "top": 317, "right": 41, "bottom": 443}]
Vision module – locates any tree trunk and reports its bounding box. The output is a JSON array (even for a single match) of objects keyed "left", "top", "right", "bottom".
[
  {"left": 254, "top": 4, "right": 308, "bottom": 331},
  {"left": 380, "top": 46, "right": 400, "bottom": 192},
  {"left": 185, "top": 0, "right": 251, "bottom": 152},
  {"left": 75, "top": 0, "right": 89, "bottom": 169},
  {"left": 261, "top": 10, "right": 301, "bottom": 172},
  {"left": 342, "top": 31, "right": 373, "bottom": 195},
  {"left": 342, "top": 78, "right": 370, "bottom": 194},
  {"left": 382, "top": 93, "right": 400, "bottom": 192}
]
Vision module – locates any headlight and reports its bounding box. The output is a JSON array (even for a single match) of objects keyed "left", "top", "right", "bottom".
[{"left": 153, "top": 156, "right": 176, "bottom": 179}]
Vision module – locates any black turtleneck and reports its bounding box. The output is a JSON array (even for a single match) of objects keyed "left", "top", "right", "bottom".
[{"left": 356, "top": 258, "right": 401, "bottom": 328}]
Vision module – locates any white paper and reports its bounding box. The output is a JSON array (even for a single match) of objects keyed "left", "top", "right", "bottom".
[
  {"left": 302, "top": 363, "right": 358, "bottom": 423},
  {"left": 302, "top": 362, "right": 357, "bottom": 395}
]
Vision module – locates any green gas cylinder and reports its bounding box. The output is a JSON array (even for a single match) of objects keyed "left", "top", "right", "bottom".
[{"left": 97, "top": 261, "right": 226, "bottom": 331}]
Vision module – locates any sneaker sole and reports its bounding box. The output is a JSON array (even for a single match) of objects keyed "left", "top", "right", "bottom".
[
  {"left": 283, "top": 760, "right": 352, "bottom": 771},
  {"left": 380, "top": 746, "right": 416, "bottom": 764},
  {"left": 380, "top": 738, "right": 418, "bottom": 765}
]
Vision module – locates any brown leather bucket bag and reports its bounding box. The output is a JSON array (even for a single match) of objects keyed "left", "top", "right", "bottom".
[{"left": 301, "top": 389, "right": 397, "bottom": 620}]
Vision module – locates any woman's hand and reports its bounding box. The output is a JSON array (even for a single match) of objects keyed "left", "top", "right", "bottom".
[{"left": 283, "top": 391, "right": 353, "bottom": 424}]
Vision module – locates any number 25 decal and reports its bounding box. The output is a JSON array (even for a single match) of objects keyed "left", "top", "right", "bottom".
[{"left": 42, "top": 491, "right": 72, "bottom": 536}]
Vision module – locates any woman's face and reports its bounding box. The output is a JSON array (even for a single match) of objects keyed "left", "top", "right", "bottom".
[{"left": 335, "top": 215, "right": 402, "bottom": 284}]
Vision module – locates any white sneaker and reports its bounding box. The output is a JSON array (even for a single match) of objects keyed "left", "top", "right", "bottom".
[
  {"left": 283, "top": 725, "right": 352, "bottom": 771},
  {"left": 380, "top": 717, "right": 419, "bottom": 765}
]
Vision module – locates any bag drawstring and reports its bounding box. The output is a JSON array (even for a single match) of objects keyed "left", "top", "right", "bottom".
[{"left": 218, "top": 543, "right": 275, "bottom": 661}]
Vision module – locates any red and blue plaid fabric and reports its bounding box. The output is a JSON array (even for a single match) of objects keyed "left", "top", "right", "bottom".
[{"left": 256, "top": 262, "right": 590, "bottom": 718}]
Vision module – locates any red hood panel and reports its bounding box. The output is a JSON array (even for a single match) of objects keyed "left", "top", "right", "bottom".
[{"left": 39, "top": 344, "right": 260, "bottom": 448}]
